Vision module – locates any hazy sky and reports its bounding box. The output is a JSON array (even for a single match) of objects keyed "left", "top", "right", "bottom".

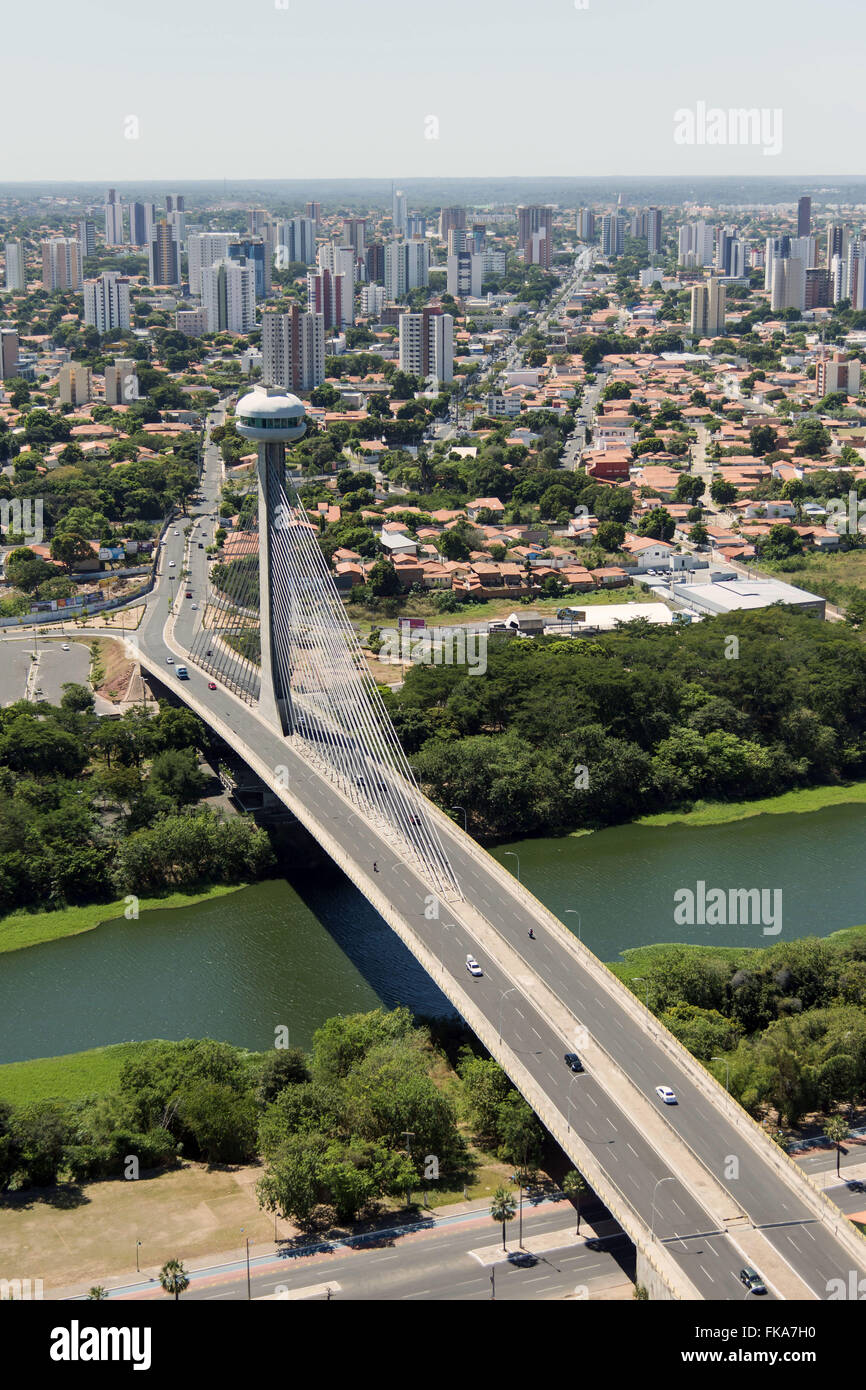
[{"left": 7, "top": 0, "right": 863, "bottom": 180}]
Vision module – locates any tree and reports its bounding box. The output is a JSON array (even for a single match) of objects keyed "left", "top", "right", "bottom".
[
  {"left": 637, "top": 507, "right": 675, "bottom": 542},
  {"left": 710, "top": 479, "right": 738, "bottom": 506},
  {"left": 757, "top": 524, "right": 804, "bottom": 562},
  {"left": 562, "top": 1170, "right": 588, "bottom": 1234},
  {"left": 86, "top": 1286, "right": 109, "bottom": 1300},
  {"left": 490, "top": 1185, "right": 517, "bottom": 1251},
  {"left": 689, "top": 523, "right": 709, "bottom": 547},
  {"left": 3, "top": 548, "right": 58, "bottom": 593},
  {"left": 823, "top": 1116, "right": 850, "bottom": 1178},
  {"left": 158, "top": 1259, "right": 190, "bottom": 1301},
  {"left": 50, "top": 532, "right": 94, "bottom": 573},
  {"left": 749, "top": 424, "right": 777, "bottom": 456},
  {"left": 368, "top": 557, "right": 402, "bottom": 597}
]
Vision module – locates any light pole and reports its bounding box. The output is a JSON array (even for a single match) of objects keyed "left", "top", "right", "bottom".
[
  {"left": 634, "top": 976, "right": 650, "bottom": 1009},
  {"left": 565, "top": 908, "right": 582, "bottom": 941},
  {"left": 136, "top": 1241, "right": 142, "bottom": 1273},
  {"left": 403, "top": 1129, "right": 415, "bottom": 1206},
  {"left": 450, "top": 805, "right": 468, "bottom": 833},
  {"left": 240, "top": 1228, "right": 251, "bottom": 1300},
  {"left": 713, "top": 1055, "right": 730, "bottom": 1092},
  {"left": 503, "top": 851, "right": 520, "bottom": 884},
  {"left": 498, "top": 986, "right": 517, "bottom": 1043},
  {"left": 651, "top": 1176, "right": 674, "bottom": 1238}
]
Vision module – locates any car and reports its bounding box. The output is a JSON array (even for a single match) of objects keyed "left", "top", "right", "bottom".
[
  {"left": 168, "top": 560, "right": 175, "bottom": 567},
  {"left": 564, "top": 1053, "right": 584, "bottom": 1073},
  {"left": 655, "top": 1085, "right": 677, "bottom": 1105},
  {"left": 186, "top": 591, "right": 193, "bottom": 598},
  {"left": 191, "top": 603, "right": 198, "bottom": 610},
  {"left": 585, "top": 1234, "right": 628, "bottom": 1251},
  {"left": 173, "top": 530, "right": 179, "bottom": 536},
  {"left": 507, "top": 1251, "right": 537, "bottom": 1267},
  {"left": 847, "top": 1179, "right": 866, "bottom": 1193},
  {"left": 61, "top": 643, "right": 70, "bottom": 651},
  {"left": 739, "top": 1267, "right": 767, "bottom": 1295},
  {"left": 208, "top": 681, "right": 217, "bottom": 690},
  {"left": 465, "top": 955, "right": 483, "bottom": 977},
  {"left": 165, "top": 656, "right": 174, "bottom": 664},
  {"left": 198, "top": 542, "right": 204, "bottom": 549}
]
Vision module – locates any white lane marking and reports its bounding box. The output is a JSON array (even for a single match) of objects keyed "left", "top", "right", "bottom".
[{"left": 699, "top": 1264, "right": 714, "bottom": 1282}]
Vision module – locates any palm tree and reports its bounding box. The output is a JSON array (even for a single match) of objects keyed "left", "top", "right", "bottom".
[
  {"left": 86, "top": 1286, "right": 108, "bottom": 1300},
  {"left": 824, "top": 1117, "right": 850, "bottom": 1179},
  {"left": 562, "top": 1169, "right": 589, "bottom": 1234},
  {"left": 490, "top": 1186, "right": 517, "bottom": 1251},
  {"left": 158, "top": 1258, "right": 190, "bottom": 1301}
]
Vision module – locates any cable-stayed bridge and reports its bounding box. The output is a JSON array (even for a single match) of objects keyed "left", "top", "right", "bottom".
[{"left": 126, "top": 388, "right": 866, "bottom": 1300}]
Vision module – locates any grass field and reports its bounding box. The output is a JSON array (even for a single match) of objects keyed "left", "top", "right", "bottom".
[
  {"left": 635, "top": 780, "right": 866, "bottom": 828},
  {"left": 759, "top": 549, "right": 866, "bottom": 610},
  {"left": 0, "top": 882, "right": 251, "bottom": 956},
  {"left": 0, "top": 1042, "right": 149, "bottom": 1104}
]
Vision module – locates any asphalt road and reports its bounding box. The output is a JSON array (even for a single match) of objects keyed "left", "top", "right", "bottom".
[
  {"left": 105, "top": 1198, "right": 633, "bottom": 1303},
  {"left": 30, "top": 641, "right": 90, "bottom": 705},
  {"left": 129, "top": 412, "right": 866, "bottom": 1301}
]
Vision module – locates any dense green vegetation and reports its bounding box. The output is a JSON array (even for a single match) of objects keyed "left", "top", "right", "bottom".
[
  {"left": 383, "top": 607, "right": 866, "bottom": 838},
  {"left": 0, "top": 691, "right": 273, "bottom": 920},
  {"left": 616, "top": 928, "right": 866, "bottom": 1127},
  {"left": 0, "top": 1011, "right": 537, "bottom": 1223}
]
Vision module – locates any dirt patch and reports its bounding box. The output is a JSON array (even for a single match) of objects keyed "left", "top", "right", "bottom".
[{"left": 89, "top": 637, "right": 137, "bottom": 704}]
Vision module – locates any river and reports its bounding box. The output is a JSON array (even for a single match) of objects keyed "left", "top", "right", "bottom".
[{"left": 1, "top": 804, "right": 864, "bottom": 1063}]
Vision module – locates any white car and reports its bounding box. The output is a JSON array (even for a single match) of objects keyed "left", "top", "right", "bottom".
[
  {"left": 465, "top": 954, "right": 483, "bottom": 977},
  {"left": 61, "top": 643, "right": 70, "bottom": 651},
  {"left": 168, "top": 560, "right": 175, "bottom": 567},
  {"left": 655, "top": 1085, "right": 678, "bottom": 1105}
]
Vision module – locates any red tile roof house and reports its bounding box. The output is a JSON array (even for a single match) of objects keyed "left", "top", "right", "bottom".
[
  {"left": 590, "top": 567, "right": 631, "bottom": 588},
  {"left": 466, "top": 497, "right": 506, "bottom": 520}
]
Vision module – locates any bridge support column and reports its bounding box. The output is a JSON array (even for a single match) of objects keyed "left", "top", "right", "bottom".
[{"left": 256, "top": 440, "right": 292, "bottom": 735}]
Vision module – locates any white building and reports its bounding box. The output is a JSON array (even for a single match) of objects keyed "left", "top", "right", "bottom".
[
  {"left": 261, "top": 308, "right": 326, "bottom": 392},
  {"left": 201, "top": 257, "right": 256, "bottom": 333},
  {"left": 770, "top": 255, "right": 806, "bottom": 312},
  {"left": 384, "top": 238, "right": 429, "bottom": 300},
  {"left": 360, "top": 284, "right": 386, "bottom": 317},
  {"left": 58, "top": 363, "right": 92, "bottom": 405},
  {"left": 104, "top": 189, "right": 124, "bottom": 246},
  {"left": 4, "top": 240, "right": 25, "bottom": 291},
  {"left": 398, "top": 308, "right": 453, "bottom": 383},
  {"left": 41, "top": 237, "right": 82, "bottom": 291},
  {"left": 83, "top": 272, "right": 131, "bottom": 334},
  {"left": 187, "top": 233, "right": 231, "bottom": 297},
  {"left": 275, "top": 217, "right": 316, "bottom": 266},
  {"left": 104, "top": 358, "right": 139, "bottom": 404},
  {"left": 677, "top": 221, "right": 714, "bottom": 267},
  {"left": 393, "top": 189, "right": 407, "bottom": 234}
]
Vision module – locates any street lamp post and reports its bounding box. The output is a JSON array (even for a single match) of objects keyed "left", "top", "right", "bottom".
[
  {"left": 136, "top": 1241, "right": 142, "bottom": 1273},
  {"left": 713, "top": 1056, "right": 730, "bottom": 1092},
  {"left": 240, "top": 1229, "right": 251, "bottom": 1300},
  {"left": 450, "top": 805, "right": 468, "bottom": 834},
  {"left": 634, "top": 976, "right": 650, "bottom": 1009},
  {"left": 498, "top": 986, "right": 517, "bottom": 1043},
  {"left": 651, "top": 1176, "right": 674, "bottom": 1238},
  {"left": 503, "top": 851, "right": 520, "bottom": 884},
  {"left": 565, "top": 908, "right": 582, "bottom": 941}
]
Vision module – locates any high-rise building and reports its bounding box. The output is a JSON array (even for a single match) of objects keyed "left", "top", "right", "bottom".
[
  {"left": 4, "top": 240, "right": 26, "bottom": 291},
  {"left": 307, "top": 268, "right": 351, "bottom": 331},
  {"left": 366, "top": 243, "right": 384, "bottom": 283},
  {"left": 630, "top": 208, "right": 662, "bottom": 253},
  {"left": 600, "top": 213, "right": 625, "bottom": 259},
  {"left": 175, "top": 308, "right": 209, "bottom": 337},
  {"left": 384, "top": 238, "right": 429, "bottom": 300},
  {"left": 805, "top": 266, "right": 831, "bottom": 309},
  {"left": 392, "top": 189, "right": 407, "bottom": 234},
  {"left": 315, "top": 244, "right": 355, "bottom": 325},
  {"left": 360, "top": 284, "right": 386, "bottom": 317},
  {"left": 576, "top": 208, "right": 595, "bottom": 241},
  {"left": 129, "top": 202, "right": 155, "bottom": 247},
  {"left": 261, "top": 308, "right": 326, "bottom": 392},
  {"left": 689, "top": 277, "right": 726, "bottom": 339},
  {"left": 446, "top": 251, "right": 472, "bottom": 298},
  {"left": 844, "top": 238, "right": 866, "bottom": 310},
  {"left": 518, "top": 205, "right": 554, "bottom": 268},
  {"left": 797, "top": 196, "right": 812, "bottom": 238},
  {"left": 228, "top": 238, "right": 270, "bottom": 298},
  {"left": 78, "top": 219, "right": 96, "bottom": 258},
  {"left": 104, "top": 189, "right": 124, "bottom": 246},
  {"left": 148, "top": 220, "right": 182, "bottom": 287},
  {"left": 336, "top": 217, "right": 363, "bottom": 263},
  {"left": 729, "top": 240, "right": 748, "bottom": 279},
  {"left": 58, "top": 363, "right": 91, "bottom": 405},
  {"left": 104, "top": 358, "right": 139, "bottom": 405},
  {"left": 398, "top": 307, "right": 453, "bottom": 383},
  {"left": 83, "top": 272, "right": 131, "bottom": 334},
  {"left": 826, "top": 222, "right": 847, "bottom": 271},
  {"left": 41, "top": 237, "right": 83, "bottom": 291},
  {"left": 0, "top": 327, "right": 19, "bottom": 380},
  {"left": 816, "top": 349, "right": 861, "bottom": 398},
  {"left": 446, "top": 251, "right": 504, "bottom": 298},
  {"left": 714, "top": 226, "right": 739, "bottom": 276},
  {"left": 201, "top": 257, "right": 256, "bottom": 333},
  {"left": 248, "top": 209, "right": 269, "bottom": 236},
  {"left": 305, "top": 201, "right": 322, "bottom": 225},
  {"left": 187, "top": 233, "right": 232, "bottom": 296},
  {"left": 770, "top": 255, "right": 806, "bottom": 312},
  {"left": 406, "top": 214, "right": 426, "bottom": 240},
  {"left": 448, "top": 227, "right": 469, "bottom": 255},
  {"left": 677, "top": 220, "right": 714, "bottom": 267},
  {"left": 165, "top": 194, "right": 185, "bottom": 215},
  {"left": 274, "top": 217, "right": 317, "bottom": 267},
  {"left": 439, "top": 206, "right": 465, "bottom": 243}
]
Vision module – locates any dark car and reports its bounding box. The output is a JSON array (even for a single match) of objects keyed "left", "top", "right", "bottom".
[
  {"left": 564, "top": 1053, "right": 584, "bottom": 1073},
  {"left": 739, "top": 1267, "right": 767, "bottom": 1295},
  {"left": 847, "top": 1180, "right": 865, "bottom": 1193},
  {"left": 507, "top": 1251, "right": 537, "bottom": 1268}
]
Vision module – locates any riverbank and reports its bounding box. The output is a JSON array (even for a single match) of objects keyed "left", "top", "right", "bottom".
[
  {"left": 634, "top": 779, "right": 866, "bottom": 829},
  {"left": 0, "top": 881, "right": 253, "bottom": 956},
  {"left": 609, "top": 922, "right": 866, "bottom": 985}
]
